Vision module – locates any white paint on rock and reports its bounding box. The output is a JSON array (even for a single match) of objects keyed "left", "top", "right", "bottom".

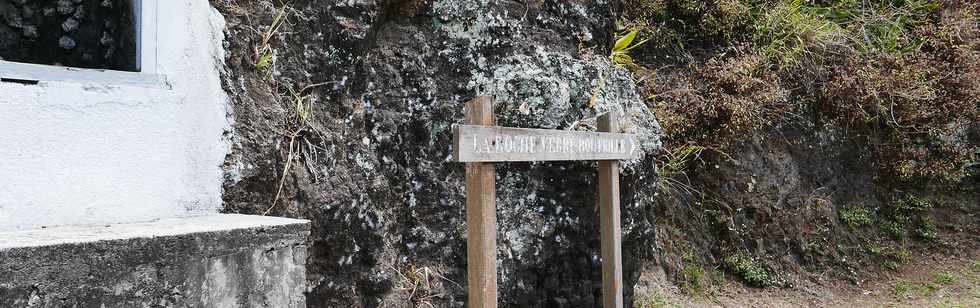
[{"left": 0, "top": 1, "right": 232, "bottom": 231}]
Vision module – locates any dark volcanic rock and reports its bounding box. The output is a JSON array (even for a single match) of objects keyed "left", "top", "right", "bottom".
[{"left": 213, "top": 0, "right": 663, "bottom": 306}]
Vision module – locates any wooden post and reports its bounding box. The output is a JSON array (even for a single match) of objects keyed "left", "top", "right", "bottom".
[
  {"left": 464, "top": 96, "right": 497, "bottom": 307},
  {"left": 453, "top": 99, "right": 633, "bottom": 307},
  {"left": 597, "top": 112, "right": 623, "bottom": 308}
]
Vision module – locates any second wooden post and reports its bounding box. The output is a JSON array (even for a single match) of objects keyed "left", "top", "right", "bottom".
[
  {"left": 465, "top": 96, "right": 498, "bottom": 307},
  {"left": 598, "top": 112, "right": 624, "bottom": 308}
]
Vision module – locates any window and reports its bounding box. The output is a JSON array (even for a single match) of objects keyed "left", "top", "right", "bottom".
[{"left": 0, "top": 0, "right": 163, "bottom": 86}]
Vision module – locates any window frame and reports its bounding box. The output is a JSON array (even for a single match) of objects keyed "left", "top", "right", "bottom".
[{"left": 0, "top": 0, "right": 167, "bottom": 88}]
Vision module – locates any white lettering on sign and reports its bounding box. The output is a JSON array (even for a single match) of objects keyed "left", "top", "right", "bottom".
[
  {"left": 472, "top": 135, "right": 541, "bottom": 154},
  {"left": 453, "top": 125, "right": 640, "bottom": 162},
  {"left": 472, "top": 135, "right": 630, "bottom": 155}
]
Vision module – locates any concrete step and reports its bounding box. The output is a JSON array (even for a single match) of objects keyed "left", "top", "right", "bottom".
[{"left": 0, "top": 214, "right": 310, "bottom": 307}]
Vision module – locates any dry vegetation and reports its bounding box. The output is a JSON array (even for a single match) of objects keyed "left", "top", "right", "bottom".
[
  {"left": 620, "top": 0, "right": 979, "bottom": 296},
  {"left": 625, "top": 0, "right": 978, "bottom": 183}
]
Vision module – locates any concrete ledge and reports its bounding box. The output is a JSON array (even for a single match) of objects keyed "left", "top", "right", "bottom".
[{"left": 0, "top": 214, "right": 310, "bottom": 308}]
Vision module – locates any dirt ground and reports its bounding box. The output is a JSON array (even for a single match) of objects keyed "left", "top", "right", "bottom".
[{"left": 636, "top": 247, "right": 980, "bottom": 307}]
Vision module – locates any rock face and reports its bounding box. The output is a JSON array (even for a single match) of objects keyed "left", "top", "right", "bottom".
[{"left": 213, "top": 0, "right": 662, "bottom": 306}]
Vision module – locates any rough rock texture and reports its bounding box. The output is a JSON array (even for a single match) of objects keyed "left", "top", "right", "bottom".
[
  {"left": 212, "top": 0, "right": 663, "bottom": 306},
  {"left": 0, "top": 215, "right": 309, "bottom": 308},
  {"left": 209, "top": 0, "right": 980, "bottom": 306},
  {"left": 0, "top": 0, "right": 137, "bottom": 71}
]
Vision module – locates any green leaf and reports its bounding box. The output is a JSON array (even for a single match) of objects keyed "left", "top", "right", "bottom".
[
  {"left": 622, "top": 38, "right": 650, "bottom": 52},
  {"left": 256, "top": 51, "right": 273, "bottom": 71},
  {"left": 613, "top": 29, "right": 639, "bottom": 52}
]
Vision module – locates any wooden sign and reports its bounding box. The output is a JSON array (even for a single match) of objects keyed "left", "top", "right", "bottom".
[
  {"left": 454, "top": 96, "right": 632, "bottom": 308},
  {"left": 453, "top": 125, "right": 640, "bottom": 162}
]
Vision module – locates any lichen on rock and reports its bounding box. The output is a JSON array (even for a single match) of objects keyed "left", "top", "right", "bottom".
[{"left": 213, "top": 0, "right": 663, "bottom": 306}]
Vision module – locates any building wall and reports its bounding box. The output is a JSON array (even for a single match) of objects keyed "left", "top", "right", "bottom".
[{"left": 0, "top": 0, "right": 230, "bottom": 231}]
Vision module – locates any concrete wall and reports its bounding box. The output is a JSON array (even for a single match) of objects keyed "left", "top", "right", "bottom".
[
  {"left": 0, "top": 0, "right": 230, "bottom": 231},
  {"left": 0, "top": 214, "right": 310, "bottom": 308}
]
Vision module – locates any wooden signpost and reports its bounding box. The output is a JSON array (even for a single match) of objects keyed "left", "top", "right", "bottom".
[{"left": 453, "top": 96, "right": 638, "bottom": 308}]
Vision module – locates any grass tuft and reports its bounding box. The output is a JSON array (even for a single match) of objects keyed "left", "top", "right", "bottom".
[
  {"left": 754, "top": 0, "right": 844, "bottom": 66},
  {"left": 934, "top": 271, "right": 955, "bottom": 285}
]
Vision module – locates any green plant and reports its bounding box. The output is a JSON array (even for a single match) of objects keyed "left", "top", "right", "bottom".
[
  {"left": 810, "top": 0, "right": 939, "bottom": 55},
  {"left": 658, "top": 145, "right": 705, "bottom": 179},
  {"left": 753, "top": 0, "right": 938, "bottom": 63},
  {"left": 679, "top": 264, "right": 705, "bottom": 295},
  {"left": 654, "top": 145, "right": 705, "bottom": 196},
  {"left": 588, "top": 27, "right": 648, "bottom": 108},
  {"left": 894, "top": 278, "right": 942, "bottom": 298},
  {"left": 882, "top": 260, "right": 900, "bottom": 271},
  {"left": 839, "top": 205, "right": 873, "bottom": 229},
  {"left": 895, "top": 194, "right": 932, "bottom": 213},
  {"left": 934, "top": 271, "right": 955, "bottom": 285},
  {"left": 678, "top": 252, "right": 713, "bottom": 296},
  {"left": 880, "top": 218, "right": 907, "bottom": 239},
  {"left": 254, "top": 3, "right": 289, "bottom": 79},
  {"left": 623, "top": 0, "right": 752, "bottom": 47},
  {"left": 754, "top": 0, "right": 842, "bottom": 66},
  {"left": 869, "top": 244, "right": 910, "bottom": 271},
  {"left": 610, "top": 28, "right": 648, "bottom": 67},
  {"left": 914, "top": 217, "right": 937, "bottom": 241},
  {"left": 633, "top": 289, "right": 675, "bottom": 308},
  {"left": 287, "top": 86, "right": 314, "bottom": 126},
  {"left": 723, "top": 254, "right": 775, "bottom": 287},
  {"left": 894, "top": 280, "right": 916, "bottom": 298}
]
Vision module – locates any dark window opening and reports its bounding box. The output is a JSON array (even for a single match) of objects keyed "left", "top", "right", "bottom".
[{"left": 0, "top": 0, "right": 138, "bottom": 72}]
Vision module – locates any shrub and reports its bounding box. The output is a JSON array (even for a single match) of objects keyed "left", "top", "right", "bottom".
[
  {"left": 646, "top": 51, "right": 789, "bottom": 148},
  {"left": 880, "top": 218, "right": 907, "bottom": 239},
  {"left": 894, "top": 194, "right": 932, "bottom": 213},
  {"left": 630, "top": 0, "right": 979, "bottom": 187},
  {"left": 839, "top": 205, "right": 873, "bottom": 229},
  {"left": 623, "top": 0, "right": 754, "bottom": 45},
  {"left": 869, "top": 244, "right": 910, "bottom": 271},
  {"left": 723, "top": 254, "right": 776, "bottom": 287},
  {"left": 914, "top": 217, "right": 937, "bottom": 240}
]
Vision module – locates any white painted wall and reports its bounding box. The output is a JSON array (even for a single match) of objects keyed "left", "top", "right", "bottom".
[{"left": 0, "top": 1, "right": 230, "bottom": 231}]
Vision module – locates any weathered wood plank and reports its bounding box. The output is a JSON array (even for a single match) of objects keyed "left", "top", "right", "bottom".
[
  {"left": 597, "top": 112, "right": 624, "bottom": 308},
  {"left": 464, "top": 96, "right": 498, "bottom": 308},
  {"left": 453, "top": 125, "right": 639, "bottom": 162}
]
